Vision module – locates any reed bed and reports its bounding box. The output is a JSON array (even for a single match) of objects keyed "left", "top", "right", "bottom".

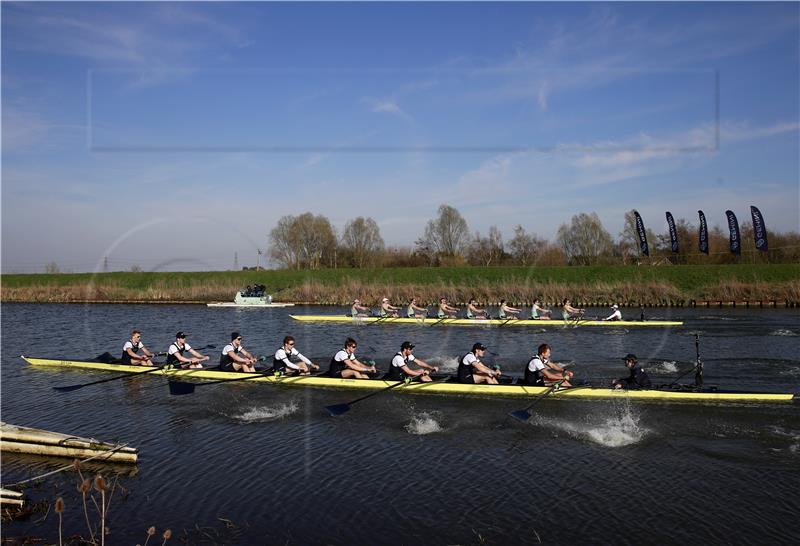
[{"left": 2, "top": 265, "right": 798, "bottom": 305}]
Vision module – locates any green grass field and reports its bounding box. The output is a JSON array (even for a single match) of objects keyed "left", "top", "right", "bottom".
[{"left": 2, "top": 264, "right": 799, "bottom": 305}]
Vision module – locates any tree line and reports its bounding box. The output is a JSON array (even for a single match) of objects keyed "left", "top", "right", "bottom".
[{"left": 268, "top": 205, "right": 800, "bottom": 269}]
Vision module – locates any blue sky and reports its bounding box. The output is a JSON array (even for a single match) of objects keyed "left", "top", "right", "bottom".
[{"left": 2, "top": 1, "right": 798, "bottom": 272}]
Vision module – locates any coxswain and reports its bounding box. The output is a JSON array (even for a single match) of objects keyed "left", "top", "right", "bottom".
[
  {"left": 273, "top": 336, "right": 318, "bottom": 375},
  {"left": 386, "top": 341, "right": 438, "bottom": 382},
  {"left": 379, "top": 297, "right": 400, "bottom": 318},
  {"left": 351, "top": 299, "right": 371, "bottom": 318},
  {"left": 406, "top": 298, "right": 429, "bottom": 319},
  {"left": 523, "top": 343, "right": 573, "bottom": 387},
  {"left": 531, "top": 298, "right": 552, "bottom": 320},
  {"left": 612, "top": 354, "right": 652, "bottom": 389},
  {"left": 458, "top": 343, "right": 500, "bottom": 384},
  {"left": 437, "top": 298, "right": 459, "bottom": 318},
  {"left": 466, "top": 299, "right": 488, "bottom": 319},
  {"left": 603, "top": 304, "right": 622, "bottom": 321},
  {"left": 219, "top": 332, "right": 258, "bottom": 373},
  {"left": 167, "top": 332, "right": 209, "bottom": 369},
  {"left": 328, "top": 337, "right": 376, "bottom": 379},
  {"left": 121, "top": 330, "right": 155, "bottom": 366},
  {"left": 562, "top": 299, "right": 585, "bottom": 320},
  {"left": 498, "top": 299, "right": 521, "bottom": 319}
]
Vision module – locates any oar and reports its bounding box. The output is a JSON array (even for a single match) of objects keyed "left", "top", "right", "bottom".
[
  {"left": 498, "top": 315, "right": 520, "bottom": 327},
  {"left": 53, "top": 345, "right": 216, "bottom": 392},
  {"left": 324, "top": 377, "right": 415, "bottom": 416},
  {"left": 429, "top": 313, "right": 456, "bottom": 327},
  {"left": 570, "top": 314, "right": 598, "bottom": 328},
  {"left": 366, "top": 314, "right": 397, "bottom": 327},
  {"left": 509, "top": 379, "right": 566, "bottom": 422},
  {"left": 668, "top": 334, "right": 703, "bottom": 387},
  {"left": 168, "top": 356, "right": 273, "bottom": 395}
]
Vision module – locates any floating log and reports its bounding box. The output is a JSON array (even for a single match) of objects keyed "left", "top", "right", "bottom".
[
  {"left": 0, "top": 422, "right": 137, "bottom": 464},
  {"left": 1, "top": 488, "right": 24, "bottom": 506}
]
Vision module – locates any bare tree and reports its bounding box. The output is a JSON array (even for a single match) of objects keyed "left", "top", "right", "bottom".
[
  {"left": 269, "top": 213, "right": 337, "bottom": 269},
  {"left": 341, "top": 217, "right": 385, "bottom": 268},
  {"left": 508, "top": 225, "right": 545, "bottom": 266},
  {"left": 269, "top": 215, "right": 300, "bottom": 269},
  {"left": 421, "top": 204, "right": 470, "bottom": 257},
  {"left": 618, "top": 210, "right": 639, "bottom": 263},
  {"left": 468, "top": 226, "right": 504, "bottom": 266},
  {"left": 556, "top": 212, "right": 614, "bottom": 265},
  {"left": 44, "top": 261, "right": 61, "bottom": 274}
]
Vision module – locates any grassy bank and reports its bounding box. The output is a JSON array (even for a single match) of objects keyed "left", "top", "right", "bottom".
[{"left": 2, "top": 265, "right": 799, "bottom": 305}]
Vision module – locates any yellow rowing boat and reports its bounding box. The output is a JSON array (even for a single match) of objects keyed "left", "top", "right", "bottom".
[
  {"left": 289, "top": 315, "right": 683, "bottom": 327},
  {"left": 22, "top": 356, "right": 793, "bottom": 403}
]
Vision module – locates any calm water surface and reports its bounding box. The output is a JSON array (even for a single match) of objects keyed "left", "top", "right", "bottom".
[{"left": 1, "top": 303, "right": 799, "bottom": 544}]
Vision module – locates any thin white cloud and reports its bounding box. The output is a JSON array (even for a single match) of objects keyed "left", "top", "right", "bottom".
[
  {"left": 360, "top": 97, "right": 411, "bottom": 120},
  {"left": 1, "top": 106, "right": 86, "bottom": 151},
  {"left": 572, "top": 120, "right": 800, "bottom": 170},
  {"left": 4, "top": 3, "right": 249, "bottom": 70}
]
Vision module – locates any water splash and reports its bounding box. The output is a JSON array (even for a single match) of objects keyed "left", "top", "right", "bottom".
[
  {"left": 601, "top": 328, "right": 629, "bottom": 335},
  {"left": 234, "top": 402, "right": 299, "bottom": 422},
  {"left": 769, "top": 426, "right": 800, "bottom": 453},
  {"left": 428, "top": 356, "right": 459, "bottom": 373},
  {"left": 770, "top": 329, "right": 798, "bottom": 337},
  {"left": 532, "top": 402, "right": 647, "bottom": 447},
  {"left": 405, "top": 412, "right": 443, "bottom": 435},
  {"left": 648, "top": 360, "right": 679, "bottom": 374}
]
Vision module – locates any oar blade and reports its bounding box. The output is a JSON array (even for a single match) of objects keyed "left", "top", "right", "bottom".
[
  {"left": 168, "top": 381, "right": 196, "bottom": 396},
  {"left": 509, "top": 409, "right": 532, "bottom": 422},
  {"left": 53, "top": 384, "right": 84, "bottom": 393},
  {"left": 324, "top": 403, "right": 351, "bottom": 416}
]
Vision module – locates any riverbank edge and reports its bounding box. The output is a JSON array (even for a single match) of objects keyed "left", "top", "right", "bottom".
[{"left": 2, "top": 264, "right": 799, "bottom": 307}]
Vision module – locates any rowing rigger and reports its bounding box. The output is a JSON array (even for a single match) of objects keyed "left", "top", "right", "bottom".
[{"left": 21, "top": 356, "right": 794, "bottom": 403}]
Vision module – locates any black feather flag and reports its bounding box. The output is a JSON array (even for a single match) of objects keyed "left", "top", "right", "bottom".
[
  {"left": 750, "top": 206, "right": 768, "bottom": 252},
  {"left": 725, "top": 210, "right": 741, "bottom": 255},
  {"left": 665, "top": 212, "right": 679, "bottom": 253}
]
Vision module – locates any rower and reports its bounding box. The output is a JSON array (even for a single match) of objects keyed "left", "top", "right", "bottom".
[
  {"left": 167, "top": 332, "right": 209, "bottom": 369},
  {"left": 523, "top": 343, "right": 573, "bottom": 387},
  {"left": 121, "top": 330, "right": 155, "bottom": 366},
  {"left": 379, "top": 297, "right": 399, "bottom": 318},
  {"left": 219, "top": 332, "right": 258, "bottom": 373},
  {"left": 351, "top": 299, "right": 371, "bottom": 318},
  {"left": 603, "top": 304, "right": 622, "bottom": 321},
  {"left": 562, "top": 299, "right": 585, "bottom": 320},
  {"left": 531, "top": 298, "right": 552, "bottom": 320},
  {"left": 328, "top": 337, "right": 376, "bottom": 379},
  {"left": 437, "top": 298, "right": 459, "bottom": 318},
  {"left": 273, "top": 336, "right": 318, "bottom": 376},
  {"left": 386, "top": 341, "right": 438, "bottom": 382},
  {"left": 458, "top": 343, "right": 500, "bottom": 384},
  {"left": 406, "top": 298, "right": 429, "bottom": 319},
  {"left": 466, "top": 299, "right": 488, "bottom": 319},
  {"left": 612, "top": 354, "right": 651, "bottom": 389},
  {"left": 498, "top": 299, "right": 521, "bottom": 320}
]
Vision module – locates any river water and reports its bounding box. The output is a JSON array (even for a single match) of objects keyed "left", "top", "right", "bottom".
[{"left": 1, "top": 303, "right": 798, "bottom": 544}]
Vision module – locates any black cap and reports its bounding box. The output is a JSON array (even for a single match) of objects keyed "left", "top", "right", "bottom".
[
  {"left": 176, "top": 331, "right": 187, "bottom": 339},
  {"left": 622, "top": 353, "right": 638, "bottom": 361},
  {"left": 231, "top": 331, "right": 241, "bottom": 341},
  {"left": 472, "top": 342, "right": 487, "bottom": 351},
  {"left": 400, "top": 341, "right": 415, "bottom": 350}
]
